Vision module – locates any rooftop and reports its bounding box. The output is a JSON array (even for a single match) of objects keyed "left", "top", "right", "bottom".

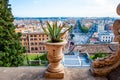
[{"left": 74, "top": 43, "right": 118, "bottom": 54}]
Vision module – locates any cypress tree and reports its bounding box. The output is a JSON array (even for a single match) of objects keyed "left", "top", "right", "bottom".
[{"left": 0, "top": 0, "right": 26, "bottom": 67}]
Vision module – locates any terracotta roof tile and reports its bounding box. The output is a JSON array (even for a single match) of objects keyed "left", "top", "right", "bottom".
[{"left": 74, "top": 44, "right": 118, "bottom": 54}]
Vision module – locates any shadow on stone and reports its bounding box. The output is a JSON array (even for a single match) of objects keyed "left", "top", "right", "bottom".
[
  {"left": 18, "top": 71, "right": 45, "bottom": 80},
  {"left": 107, "top": 66, "right": 120, "bottom": 80}
]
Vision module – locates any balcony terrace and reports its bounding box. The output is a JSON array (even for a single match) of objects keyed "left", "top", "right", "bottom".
[
  {"left": 0, "top": 67, "right": 107, "bottom": 80},
  {"left": 1, "top": 1, "right": 120, "bottom": 80}
]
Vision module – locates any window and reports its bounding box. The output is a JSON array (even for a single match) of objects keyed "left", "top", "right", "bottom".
[
  {"left": 31, "top": 47, "right": 34, "bottom": 50},
  {"left": 43, "top": 46, "right": 45, "bottom": 50},
  {"left": 35, "top": 42, "right": 37, "bottom": 45},
  {"left": 30, "top": 35, "right": 33, "bottom": 37},
  {"left": 35, "top": 47, "right": 38, "bottom": 50},
  {"left": 31, "top": 43, "right": 34, "bottom": 45},
  {"left": 34, "top": 35, "right": 37, "bottom": 37},
  {"left": 30, "top": 38, "right": 33, "bottom": 40}
]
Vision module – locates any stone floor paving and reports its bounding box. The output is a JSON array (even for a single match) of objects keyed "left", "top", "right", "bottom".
[{"left": 0, "top": 67, "right": 107, "bottom": 80}]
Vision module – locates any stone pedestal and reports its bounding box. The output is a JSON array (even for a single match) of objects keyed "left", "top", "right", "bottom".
[
  {"left": 45, "top": 41, "right": 67, "bottom": 79},
  {"left": 45, "top": 70, "right": 64, "bottom": 79}
]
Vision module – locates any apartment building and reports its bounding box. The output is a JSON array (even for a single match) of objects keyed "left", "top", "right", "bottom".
[
  {"left": 98, "top": 31, "right": 114, "bottom": 43},
  {"left": 21, "top": 32, "right": 48, "bottom": 53},
  {"left": 20, "top": 31, "right": 69, "bottom": 53},
  {"left": 15, "top": 20, "right": 69, "bottom": 53}
]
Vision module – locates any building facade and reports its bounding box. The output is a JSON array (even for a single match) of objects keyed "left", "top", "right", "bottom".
[
  {"left": 21, "top": 31, "right": 68, "bottom": 53},
  {"left": 98, "top": 31, "right": 114, "bottom": 43},
  {"left": 21, "top": 32, "right": 48, "bottom": 53}
]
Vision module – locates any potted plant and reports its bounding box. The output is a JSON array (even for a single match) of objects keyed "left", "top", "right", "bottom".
[{"left": 41, "top": 21, "right": 71, "bottom": 79}]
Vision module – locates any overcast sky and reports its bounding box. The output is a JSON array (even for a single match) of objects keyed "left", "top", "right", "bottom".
[{"left": 10, "top": 0, "right": 120, "bottom": 17}]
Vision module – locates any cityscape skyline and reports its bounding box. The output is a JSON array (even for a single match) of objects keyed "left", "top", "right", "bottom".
[{"left": 10, "top": 0, "right": 119, "bottom": 17}]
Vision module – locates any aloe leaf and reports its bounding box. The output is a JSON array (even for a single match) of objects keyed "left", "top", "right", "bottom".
[
  {"left": 53, "top": 22, "right": 56, "bottom": 39},
  {"left": 41, "top": 21, "right": 71, "bottom": 42},
  {"left": 60, "top": 26, "right": 72, "bottom": 37},
  {"left": 41, "top": 24, "right": 49, "bottom": 35},
  {"left": 46, "top": 21, "right": 54, "bottom": 39},
  {"left": 57, "top": 23, "right": 66, "bottom": 39},
  {"left": 54, "top": 21, "right": 58, "bottom": 39}
]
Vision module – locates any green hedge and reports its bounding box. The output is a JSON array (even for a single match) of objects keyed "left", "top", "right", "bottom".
[
  {"left": 23, "top": 53, "right": 48, "bottom": 66},
  {"left": 90, "top": 52, "right": 109, "bottom": 60}
]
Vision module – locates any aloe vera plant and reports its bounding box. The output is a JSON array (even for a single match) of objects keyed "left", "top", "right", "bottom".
[{"left": 41, "top": 21, "right": 72, "bottom": 42}]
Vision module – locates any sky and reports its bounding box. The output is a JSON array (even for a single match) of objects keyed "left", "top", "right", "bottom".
[{"left": 9, "top": 0, "right": 120, "bottom": 17}]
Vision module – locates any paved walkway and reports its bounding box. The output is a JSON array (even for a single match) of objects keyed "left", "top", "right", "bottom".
[
  {"left": 63, "top": 55, "right": 81, "bottom": 67},
  {"left": 63, "top": 52, "right": 90, "bottom": 67},
  {"left": 0, "top": 67, "right": 107, "bottom": 80}
]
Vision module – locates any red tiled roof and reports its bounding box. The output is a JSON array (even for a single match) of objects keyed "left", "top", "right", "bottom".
[{"left": 74, "top": 44, "right": 118, "bottom": 54}]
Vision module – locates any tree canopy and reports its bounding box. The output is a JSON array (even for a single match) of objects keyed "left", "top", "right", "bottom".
[
  {"left": 0, "top": 0, "right": 26, "bottom": 67},
  {"left": 81, "top": 25, "right": 89, "bottom": 33}
]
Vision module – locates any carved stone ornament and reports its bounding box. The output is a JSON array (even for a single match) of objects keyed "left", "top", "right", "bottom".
[{"left": 90, "top": 4, "right": 120, "bottom": 76}]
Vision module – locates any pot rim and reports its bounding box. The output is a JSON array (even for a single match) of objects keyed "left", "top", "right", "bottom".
[{"left": 45, "top": 40, "right": 67, "bottom": 45}]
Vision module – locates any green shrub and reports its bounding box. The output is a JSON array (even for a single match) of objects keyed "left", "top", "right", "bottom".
[
  {"left": 24, "top": 53, "right": 48, "bottom": 66},
  {"left": 39, "top": 53, "right": 47, "bottom": 61},
  {"left": 90, "top": 52, "right": 109, "bottom": 60},
  {"left": 81, "top": 25, "right": 89, "bottom": 33}
]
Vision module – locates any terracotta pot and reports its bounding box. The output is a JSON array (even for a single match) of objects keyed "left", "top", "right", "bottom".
[{"left": 45, "top": 40, "right": 67, "bottom": 73}]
